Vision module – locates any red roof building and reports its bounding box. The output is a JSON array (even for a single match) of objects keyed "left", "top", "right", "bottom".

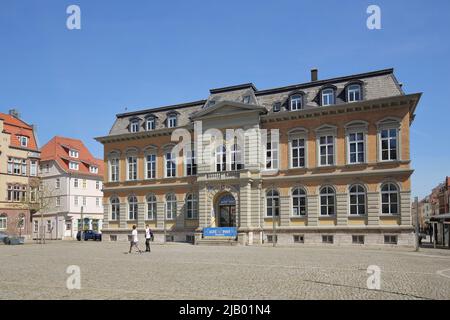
[{"left": 0, "top": 112, "right": 39, "bottom": 151}]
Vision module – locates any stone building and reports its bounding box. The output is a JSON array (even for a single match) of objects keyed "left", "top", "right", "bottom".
[
  {"left": 0, "top": 110, "right": 40, "bottom": 238},
  {"left": 34, "top": 136, "right": 104, "bottom": 240},
  {"left": 95, "top": 68, "right": 421, "bottom": 246}
]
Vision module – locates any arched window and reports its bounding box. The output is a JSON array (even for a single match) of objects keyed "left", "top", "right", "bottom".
[
  {"left": 320, "top": 186, "right": 336, "bottom": 216},
  {"left": 0, "top": 213, "right": 7, "bottom": 230},
  {"left": 167, "top": 113, "right": 177, "bottom": 128},
  {"left": 128, "top": 196, "right": 138, "bottom": 220},
  {"left": 347, "top": 84, "right": 362, "bottom": 102},
  {"left": 290, "top": 94, "right": 303, "bottom": 111},
  {"left": 321, "top": 88, "right": 335, "bottom": 106},
  {"left": 266, "top": 189, "right": 280, "bottom": 217},
  {"left": 349, "top": 185, "right": 366, "bottom": 215},
  {"left": 146, "top": 194, "right": 157, "bottom": 220},
  {"left": 381, "top": 183, "right": 399, "bottom": 215},
  {"left": 129, "top": 119, "right": 140, "bottom": 133},
  {"left": 185, "top": 194, "right": 198, "bottom": 219},
  {"left": 292, "top": 187, "right": 307, "bottom": 216},
  {"left": 231, "top": 143, "right": 243, "bottom": 171},
  {"left": 145, "top": 116, "right": 156, "bottom": 131},
  {"left": 216, "top": 145, "right": 227, "bottom": 172},
  {"left": 166, "top": 193, "right": 177, "bottom": 219},
  {"left": 110, "top": 197, "right": 120, "bottom": 220}
]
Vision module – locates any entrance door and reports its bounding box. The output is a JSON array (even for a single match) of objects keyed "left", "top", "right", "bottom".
[{"left": 217, "top": 194, "right": 236, "bottom": 227}]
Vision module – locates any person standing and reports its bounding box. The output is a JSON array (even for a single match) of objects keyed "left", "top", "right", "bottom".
[
  {"left": 145, "top": 224, "right": 152, "bottom": 252},
  {"left": 129, "top": 225, "right": 142, "bottom": 254}
]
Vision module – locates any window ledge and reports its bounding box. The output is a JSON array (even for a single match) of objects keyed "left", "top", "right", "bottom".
[
  {"left": 318, "top": 215, "right": 336, "bottom": 219},
  {"left": 290, "top": 216, "right": 307, "bottom": 219}
]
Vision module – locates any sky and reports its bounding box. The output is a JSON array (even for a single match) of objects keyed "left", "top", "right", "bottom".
[{"left": 0, "top": 0, "right": 449, "bottom": 199}]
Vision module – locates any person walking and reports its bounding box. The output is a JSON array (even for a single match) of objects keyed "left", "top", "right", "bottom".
[
  {"left": 145, "top": 224, "right": 152, "bottom": 252},
  {"left": 129, "top": 225, "right": 143, "bottom": 254}
]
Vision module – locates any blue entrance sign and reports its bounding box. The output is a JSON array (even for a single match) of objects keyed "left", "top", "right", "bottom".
[{"left": 203, "top": 227, "right": 237, "bottom": 238}]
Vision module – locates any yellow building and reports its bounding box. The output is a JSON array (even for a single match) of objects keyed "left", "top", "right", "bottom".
[
  {"left": 0, "top": 110, "right": 40, "bottom": 238},
  {"left": 95, "top": 69, "right": 421, "bottom": 246}
]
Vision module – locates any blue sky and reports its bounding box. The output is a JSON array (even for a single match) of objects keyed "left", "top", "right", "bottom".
[{"left": 0, "top": 0, "right": 449, "bottom": 199}]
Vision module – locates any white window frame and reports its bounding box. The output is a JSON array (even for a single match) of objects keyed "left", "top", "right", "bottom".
[
  {"left": 0, "top": 214, "right": 7, "bottom": 230},
  {"left": 109, "top": 156, "right": 120, "bottom": 182},
  {"left": 69, "top": 162, "right": 79, "bottom": 171},
  {"left": 30, "top": 160, "right": 38, "bottom": 176},
  {"left": 265, "top": 189, "right": 280, "bottom": 218},
  {"left": 56, "top": 196, "right": 61, "bottom": 207},
  {"left": 288, "top": 128, "right": 308, "bottom": 169},
  {"left": 74, "top": 178, "right": 79, "bottom": 188},
  {"left": 185, "top": 148, "right": 197, "bottom": 176},
  {"left": 165, "top": 194, "right": 177, "bottom": 220},
  {"left": 320, "top": 186, "right": 336, "bottom": 216},
  {"left": 165, "top": 150, "right": 176, "bottom": 178},
  {"left": 321, "top": 88, "right": 335, "bottom": 106},
  {"left": 265, "top": 134, "right": 279, "bottom": 171},
  {"left": 128, "top": 196, "right": 138, "bottom": 220},
  {"left": 316, "top": 125, "right": 337, "bottom": 167},
  {"left": 291, "top": 187, "right": 307, "bottom": 217},
  {"left": 110, "top": 197, "right": 120, "bottom": 221},
  {"left": 290, "top": 94, "right": 303, "bottom": 111},
  {"left": 146, "top": 117, "right": 156, "bottom": 131},
  {"left": 347, "top": 84, "right": 362, "bottom": 102},
  {"left": 345, "top": 121, "right": 368, "bottom": 165},
  {"left": 69, "top": 149, "right": 79, "bottom": 158},
  {"left": 215, "top": 145, "right": 227, "bottom": 172},
  {"left": 185, "top": 194, "right": 198, "bottom": 219},
  {"left": 145, "top": 152, "right": 157, "bottom": 179},
  {"left": 130, "top": 119, "right": 140, "bottom": 133},
  {"left": 381, "top": 183, "right": 400, "bottom": 215},
  {"left": 377, "top": 118, "right": 401, "bottom": 162},
  {"left": 167, "top": 114, "right": 177, "bottom": 128},
  {"left": 146, "top": 194, "right": 157, "bottom": 220},
  {"left": 126, "top": 155, "right": 138, "bottom": 181},
  {"left": 19, "top": 136, "right": 28, "bottom": 147},
  {"left": 55, "top": 178, "right": 61, "bottom": 189},
  {"left": 349, "top": 184, "right": 367, "bottom": 216}
]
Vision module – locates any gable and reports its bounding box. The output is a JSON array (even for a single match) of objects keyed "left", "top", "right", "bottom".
[{"left": 191, "top": 100, "right": 267, "bottom": 120}]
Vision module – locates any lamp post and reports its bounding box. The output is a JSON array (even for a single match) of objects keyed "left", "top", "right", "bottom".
[
  {"left": 414, "top": 197, "right": 419, "bottom": 252},
  {"left": 80, "top": 206, "right": 84, "bottom": 242}
]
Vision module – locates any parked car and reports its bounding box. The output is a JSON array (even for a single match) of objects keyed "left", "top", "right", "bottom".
[
  {"left": 3, "top": 236, "right": 25, "bottom": 245},
  {"left": 76, "top": 230, "right": 102, "bottom": 241},
  {"left": 0, "top": 231, "right": 9, "bottom": 244}
]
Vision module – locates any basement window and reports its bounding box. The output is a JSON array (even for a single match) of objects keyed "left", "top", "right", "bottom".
[
  {"left": 384, "top": 235, "right": 398, "bottom": 245},
  {"left": 322, "top": 235, "right": 334, "bottom": 244},
  {"left": 267, "top": 235, "right": 278, "bottom": 244},
  {"left": 293, "top": 235, "right": 304, "bottom": 243},
  {"left": 352, "top": 235, "right": 365, "bottom": 244}
]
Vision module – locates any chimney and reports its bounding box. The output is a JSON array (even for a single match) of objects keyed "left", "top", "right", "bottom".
[
  {"left": 9, "top": 109, "right": 20, "bottom": 119},
  {"left": 311, "top": 68, "right": 318, "bottom": 82}
]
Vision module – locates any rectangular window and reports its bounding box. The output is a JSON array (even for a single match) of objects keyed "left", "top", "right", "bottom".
[
  {"left": 319, "top": 136, "right": 334, "bottom": 166},
  {"left": 30, "top": 187, "right": 37, "bottom": 203},
  {"left": 165, "top": 152, "right": 176, "bottom": 177},
  {"left": 34, "top": 221, "right": 39, "bottom": 232},
  {"left": 293, "top": 235, "right": 304, "bottom": 243},
  {"left": 266, "top": 140, "right": 279, "bottom": 170},
  {"left": 82, "top": 179, "right": 87, "bottom": 189},
  {"left": 69, "top": 150, "right": 79, "bottom": 158},
  {"left": 56, "top": 197, "right": 61, "bottom": 207},
  {"left": 146, "top": 118, "right": 155, "bottom": 131},
  {"left": 267, "top": 235, "right": 278, "bottom": 244},
  {"left": 74, "top": 196, "right": 79, "bottom": 206},
  {"left": 110, "top": 158, "right": 119, "bottom": 182},
  {"left": 352, "top": 235, "right": 364, "bottom": 244},
  {"left": 89, "top": 166, "right": 98, "bottom": 174},
  {"left": 130, "top": 121, "right": 139, "bottom": 133},
  {"left": 96, "top": 181, "right": 100, "bottom": 190},
  {"left": 291, "top": 138, "right": 305, "bottom": 168},
  {"left": 146, "top": 154, "right": 156, "bottom": 179},
  {"left": 20, "top": 136, "right": 28, "bottom": 147},
  {"left": 381, "top": 129, "right": 398, "bottom": 161},
  {"left": 322, "top": 235, "right": 334, "bottom": 244},
  {"left": 384, "top": 235, "right": 398, "bottom": 245},
  {"left": 127, "top": 156, "right": 137, "bottom": 180},
  {"left": 273, "top": 102, "right": 281, "bottom": 112},
  {"left": 186, "top": 150, "right": 197, "bottom": 176},
  {"left": 66, "top": 222, "right": 72, "bottom": 231},
  {"left": 82, "top": 196, "right": 86, "bottom": 206},
  {"left": 30, "top": 160, "right": 38, "bottom": 176},
  {"left": 96, "top": 197, "right": 100, "bottom": 207},
  {"left": 167, "top": 115, "right": 177, "bottom": 128},
  {"left": 69, "top": 162, "right": 79, "bottom": 170},
  {"left": 348, "top": 132, "right": 365, "bottom": 164},
  {"left": 74, "top": 178, "right": 79, "bottom": 188}
]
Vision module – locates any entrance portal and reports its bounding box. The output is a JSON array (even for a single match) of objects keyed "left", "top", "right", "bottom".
[{"left": 217, "top": 194, "right": 236, "bottom": 227}]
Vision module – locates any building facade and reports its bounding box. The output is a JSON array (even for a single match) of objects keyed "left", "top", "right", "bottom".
[
  {"left": 34, "top": 136, "right": 104, "bottom": 240},
  {"left": 0, "top": 110, "right": 40, "bottom": 238},
  {"left": 96, "top": 68, "right": 421, "bottom": 246}
]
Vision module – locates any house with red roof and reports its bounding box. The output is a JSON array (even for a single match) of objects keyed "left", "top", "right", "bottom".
[
  {"left": 35, "top": 136, "right": 104, "bottom": 240},
  {"left": 0, "top": 109, "right": 40, "bottom": 238}
]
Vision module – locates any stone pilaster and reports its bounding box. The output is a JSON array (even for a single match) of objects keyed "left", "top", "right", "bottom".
[
  {"left": 239, "top": 182, "right": 251, "bottom": 227},
  {"left": 119, "top": 203, "right": 127, "bottom": 229},
  {"left": 367, "top": 192, "right": 380, "bottom": 225},
  {"left": 307, "top": 195, "right": 318, "bottom": 226},
  {"left": 280, "top": 195, "right": 290, "bottom": 227},
  {"left": 198, "top": 185, "right": 209, "bottom": 229},
  {"left": 400, "top": 191, "right": 412, "bottom": 226},
  {"left": 176, "top": 200, "right": 185, "bottom": 229},
  {"left": 156, "top": 201, "right": 165, "bottom": 229},
  {"left": 137, "top": 202, "right": 145, "bottom": 229},
  {"left": 336, "top": 193, "right": 348, "bottom": 226},
  {"left": 102, "top": 205, "right": 109, "bottom": 229}
]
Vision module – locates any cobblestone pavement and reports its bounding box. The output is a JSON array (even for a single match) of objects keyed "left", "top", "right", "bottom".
[{"left": 1, "top": 241, "right": 449, "bottom": 300}]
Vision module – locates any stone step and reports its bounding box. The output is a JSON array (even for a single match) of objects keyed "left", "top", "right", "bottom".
[{"left": 196, "top": 239, "right": 238, "bottom": 246}]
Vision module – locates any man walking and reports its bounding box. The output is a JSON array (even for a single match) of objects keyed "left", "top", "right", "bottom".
[
  {"left": 129, "top": 225, "right": 143, "bottom": 254},
  {"left": 145, "top": 224, "right": 152, "bottom": 252}
]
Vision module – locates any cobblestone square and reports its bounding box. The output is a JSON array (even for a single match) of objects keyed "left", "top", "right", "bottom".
[{"left": 1, "top": 242, "right": 449, "bottom": 300}]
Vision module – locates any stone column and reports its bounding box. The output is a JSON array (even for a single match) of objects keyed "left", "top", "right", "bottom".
[
  {"left": 239, "top": 181, "right": 251, "bottom": 228},
  {"left": 336, "top": 193, "right": 348, "bottom": 226},
  {"left": 198, "top": 185, "right": 209, "bottom": 229},
  {"left": 367, "top": 192, "right": 380, "bottom": 226},
  {"left": 307, "top": 195, "right": 319, "bottom": 226},
  {"left": 137, "top": 202, "right": 145, "bottom": 229},
  {"left": 400, "top": 191, "right": 412, "bottom": 226}
]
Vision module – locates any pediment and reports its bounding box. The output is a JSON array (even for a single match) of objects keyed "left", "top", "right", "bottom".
[{"left": 190, "top": 100, "right": 267, "bottom": 120}]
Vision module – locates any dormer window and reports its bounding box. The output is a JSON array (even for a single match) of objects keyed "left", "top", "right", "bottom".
[
  {"left": 146, "top": 117, "right": 156, "bottom": 131},
  {"left": 273, "top": 102, "right": 281, "bottom": 112},
  {"left": 130, "top": 119, "right": 140, "bottom": 133},
  {"left": 321, "top": 88, "right": 335, "bottom": 106},
  {"left": 69, "top": 149, "right": 79, "bottom": 158},
  {"left": 90, "top": 166, "right": 98, "bottom": 174},
  {"left": 290, "top": 94, "right": 303, "bottom": 111},
  {"left": 167, "top": 114, "right": 177, "bottom": 128},
  {"left": 69, "top": 162, "right": 79, "bottom": 171},
  {"left": 347, "top": 84, "right": 362, "bottom": 102},
  {"left": 18, "top": 136, "right": 28, "bottom": 147},
  {"left": 243, "top": 95, "right": 251, "bottom": 104}
]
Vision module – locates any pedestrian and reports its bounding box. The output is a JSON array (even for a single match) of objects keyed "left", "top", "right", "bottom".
[
  {"left": 145, "top": 224, "right": 153, "bottom": 252},
  {"left": 129, "top": 225, "right": 143, "bottom": 254}
]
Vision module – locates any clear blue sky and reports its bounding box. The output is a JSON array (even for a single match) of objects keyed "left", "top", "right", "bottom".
[{"left": 0, "top": 0, "right": 449, "bottom": 199}]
